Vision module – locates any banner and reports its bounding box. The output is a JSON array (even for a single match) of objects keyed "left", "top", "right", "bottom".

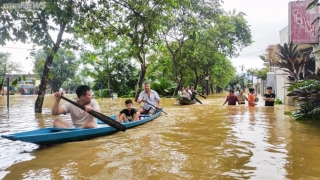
[{"left": 289, "top": 0, "right": 319, "bottom": 44}]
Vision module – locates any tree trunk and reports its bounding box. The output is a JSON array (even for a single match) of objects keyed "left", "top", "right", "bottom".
[
  {"left": 173, "top": 77, "right": 182, "bottom": 97},
  {"left": 193, "top": 69, "right": 199, "bottom": 89},
  {"left": 134, "top": 64, "right": 147, "bottom": 101},
  {"left": 206, "top": 80, "right": 209, "bottom": 95},
  {"left": 0, "top": 77, "right": 5, "bottom": 91},
  {"left": 194, "top": 79, "right": 198, "bottom": 90},
  {"left": 35, "top": 53, "right": 55, "bottom": 113},
  {"left": 34, "top": 22, "right": 67, "bottom": 113},
  {"left": 172, "top": 56, "right": 178, "bottom": 80}
]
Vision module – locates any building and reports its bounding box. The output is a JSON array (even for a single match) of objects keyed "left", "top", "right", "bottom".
[
  {"left": 259, "top": 1, "right": 320, "bottom": 106},
  {"left": 236, "top": 71, "right": 259, "bottom": 91},
  {"left": 3, "top": 74, "right": 38, "bottom": 95}
]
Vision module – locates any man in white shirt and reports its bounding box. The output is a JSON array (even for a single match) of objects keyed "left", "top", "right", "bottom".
[
  {"left": 137, "top": 82, "right": 161, "bottom": 115},
  {"left": 182, "top": 86, "right": 192, "bottom": 100},
  {"left": 52, "top": 85, "right": 101, "bottom": 128}
]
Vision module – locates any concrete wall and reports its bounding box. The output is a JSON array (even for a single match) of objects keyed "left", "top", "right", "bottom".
[
  {"left": 266, "top": 72, "right": 275, "bottom": 92},
  {"left": 279, "top": 26, "right": 289, "bottom": 45},
  {"left": 275, "top": 69, "right": 286, "bottom": 104},
  {"left": 258, "top": 79, "right": 266, "bottom": 95}
]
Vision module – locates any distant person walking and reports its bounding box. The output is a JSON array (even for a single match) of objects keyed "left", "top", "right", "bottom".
[
  {"left": 235, "top": 87, "right": 240, "bottom": 96},
  {"left": 263, "top": 87, "right": 275, "bottom": 106},
  {"left": 223, "top": 90, "right": 240, "bottom": 106},
  {"left": 237, "top": 90, "right": 248, "bottom": 105}
]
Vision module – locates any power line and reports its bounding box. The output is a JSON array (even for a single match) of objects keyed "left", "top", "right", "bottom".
[
  {"left": 0, "top": 46, "right": 33, "bottom": 50},
  {"left": 253, "top": 36, "right": 278, "bottom": 41},
  {"left": 237, "top": 50, "right": 265, "bottom": 57}
]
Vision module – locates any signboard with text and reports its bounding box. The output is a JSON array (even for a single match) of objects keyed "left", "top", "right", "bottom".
[{"left": 289, "top": 0, "right": 319, "bottom": 44}]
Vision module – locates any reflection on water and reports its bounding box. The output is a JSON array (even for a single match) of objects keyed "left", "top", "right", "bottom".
[{"left": 1, "top": 94, "right": 320, "bottom": 179}]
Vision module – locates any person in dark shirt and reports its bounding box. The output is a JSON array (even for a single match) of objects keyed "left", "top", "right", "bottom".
[
  {"left": 263, "top": 86, "right": 276, "bottom": 106},
  {"left": 190, "top": 86, "right": 197, "bottom": 101},
  {"left": 223, "top": 90, "right": 240, "bottom": 105},
  {"left": 116, "top": 99, "right": 140, "bottom": 123}
]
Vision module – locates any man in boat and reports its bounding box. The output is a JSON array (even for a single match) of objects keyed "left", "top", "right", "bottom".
[
  {"left": 182, "top": 86, "right": 192, "bottom": 100},
  {"left": 116, "top": 99, "right": 140, "bottom": 123},
  {"left": 237, "top": 90, "right": 248, "bottom": 105},
  {"left": 137, "top": 82, "right": 161, "bottom": 115},
  {"left": 190, "top": 86, "right": 197, "bottom": 101},
  {"left": 52, "top": 85, "right": 101, "bottom": 128},
  {"left": 223, "top": 89, "right": 240, "bottom": 106}
]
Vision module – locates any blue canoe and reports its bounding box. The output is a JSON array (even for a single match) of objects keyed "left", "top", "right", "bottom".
[{"left": 1, "top": 109, "right": 163, "bottom": 145}]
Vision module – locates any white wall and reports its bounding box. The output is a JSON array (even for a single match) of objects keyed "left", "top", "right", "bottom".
[
  {"left": 279, "top": 26, "right": 289, "bottom": 45},
  {"left": 266, "top": 72, "right": 275, "bottom": 92},
  {"left": 275, "top": 69, "right": 286, "bottom": 103}
]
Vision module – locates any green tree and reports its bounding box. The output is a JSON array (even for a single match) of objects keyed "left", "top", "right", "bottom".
[
  {"left": 61, "top": 72, "right": 91, "bottom": 94},
  {"left": 76, "top": 0, "right": 184, "bottom": 101},
  {"left": 247, "top": 68, "right": 268, "bottom": 81},
  {"left": 0, "top": 52, "right": 23, "bottom": 90},
  {"left": 33, "top": 49, "right": 79, "bottom": 92},
  {"left": 80, "top": 43, "right": 139, "bottom": 96},
  {"left": 1, "top": 0, "right": 98, "bottom": 112}
]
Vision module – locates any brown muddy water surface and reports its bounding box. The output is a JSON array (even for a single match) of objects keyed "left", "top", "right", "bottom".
[{"left": 1, "top": 94, "right": 320, "bottom": 179}]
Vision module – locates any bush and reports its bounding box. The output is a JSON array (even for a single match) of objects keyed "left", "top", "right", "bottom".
[
  {"left": 94, "top": 89, "right": 111, "bottom": 98},
  {"left": 274, "top": 98, "right": 283, "bottom": 105},
  {"left": 128, "top": 90, "right": 136, "bottom": 97},
  {"left": 284, "top": 111, "right": 292, "bottom": 115},
  {"left": 151, "top": 78, "right": 176, "bottom": 96}
]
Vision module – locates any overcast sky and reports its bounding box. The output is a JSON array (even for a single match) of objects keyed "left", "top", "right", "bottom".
[
  {"left": 222, "top": 0, "right": 292, "bottom": 72},
  {"left": 0, "top": 0, "right": 292, "bottom": 73}
]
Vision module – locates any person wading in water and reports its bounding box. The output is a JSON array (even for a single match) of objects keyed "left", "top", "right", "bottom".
[{"left": 223, "top": 90, "right": 240, "bottom": 106}]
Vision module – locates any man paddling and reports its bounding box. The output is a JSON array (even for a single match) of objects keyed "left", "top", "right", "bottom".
[
  {"left": 52, "top": 85, "right": 101, "bottom": 129},
  {"left": 137, "top": 82, "right": 161, "bottom": 115}
]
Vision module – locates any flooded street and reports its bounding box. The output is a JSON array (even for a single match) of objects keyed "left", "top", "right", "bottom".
[{"left": 1, "top": 94, "right": 320, "bottom": 179}]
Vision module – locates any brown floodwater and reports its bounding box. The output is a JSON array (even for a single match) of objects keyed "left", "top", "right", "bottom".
[{"left": 1, "top": 94, "right": 320, "bottom": 179}]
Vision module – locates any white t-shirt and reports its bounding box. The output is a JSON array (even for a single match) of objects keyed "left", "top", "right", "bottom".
[
  {"left": 138, "top": 90, "right": 160, "bottom": 110},
  {"left": 235, "top": 91, "right": 240, "bottom": 96},
  {"left": 61, "top": 99, "right": 101, "bottom": 128},
  {"left": 183, "top": 89, "right": 192, "bottom": 99}
]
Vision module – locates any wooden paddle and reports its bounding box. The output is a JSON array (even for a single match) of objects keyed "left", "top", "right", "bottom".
[
  {"left": 61, "top": 96, "right": 127, "bottom": 132},
  {"left": 186, "top": 91, "right": 202, "bottom": 104},
  {"left": 196, "top": 93, "right": 207, "bottom": 99},
  {"left": 143, "top": 101, "right": 168, "bottom": 115}
]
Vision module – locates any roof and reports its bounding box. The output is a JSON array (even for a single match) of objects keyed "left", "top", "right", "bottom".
[{"left": 7, "top": 74, "right": 37, "bottom": 79}]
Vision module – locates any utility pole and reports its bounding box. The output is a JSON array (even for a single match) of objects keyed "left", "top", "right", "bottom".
[
  {"left": 107, "top": 40, "right": 110, "bottom": 90},
  {"left": 239, "top": 65, "right": 245, "bottom": 72}
]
